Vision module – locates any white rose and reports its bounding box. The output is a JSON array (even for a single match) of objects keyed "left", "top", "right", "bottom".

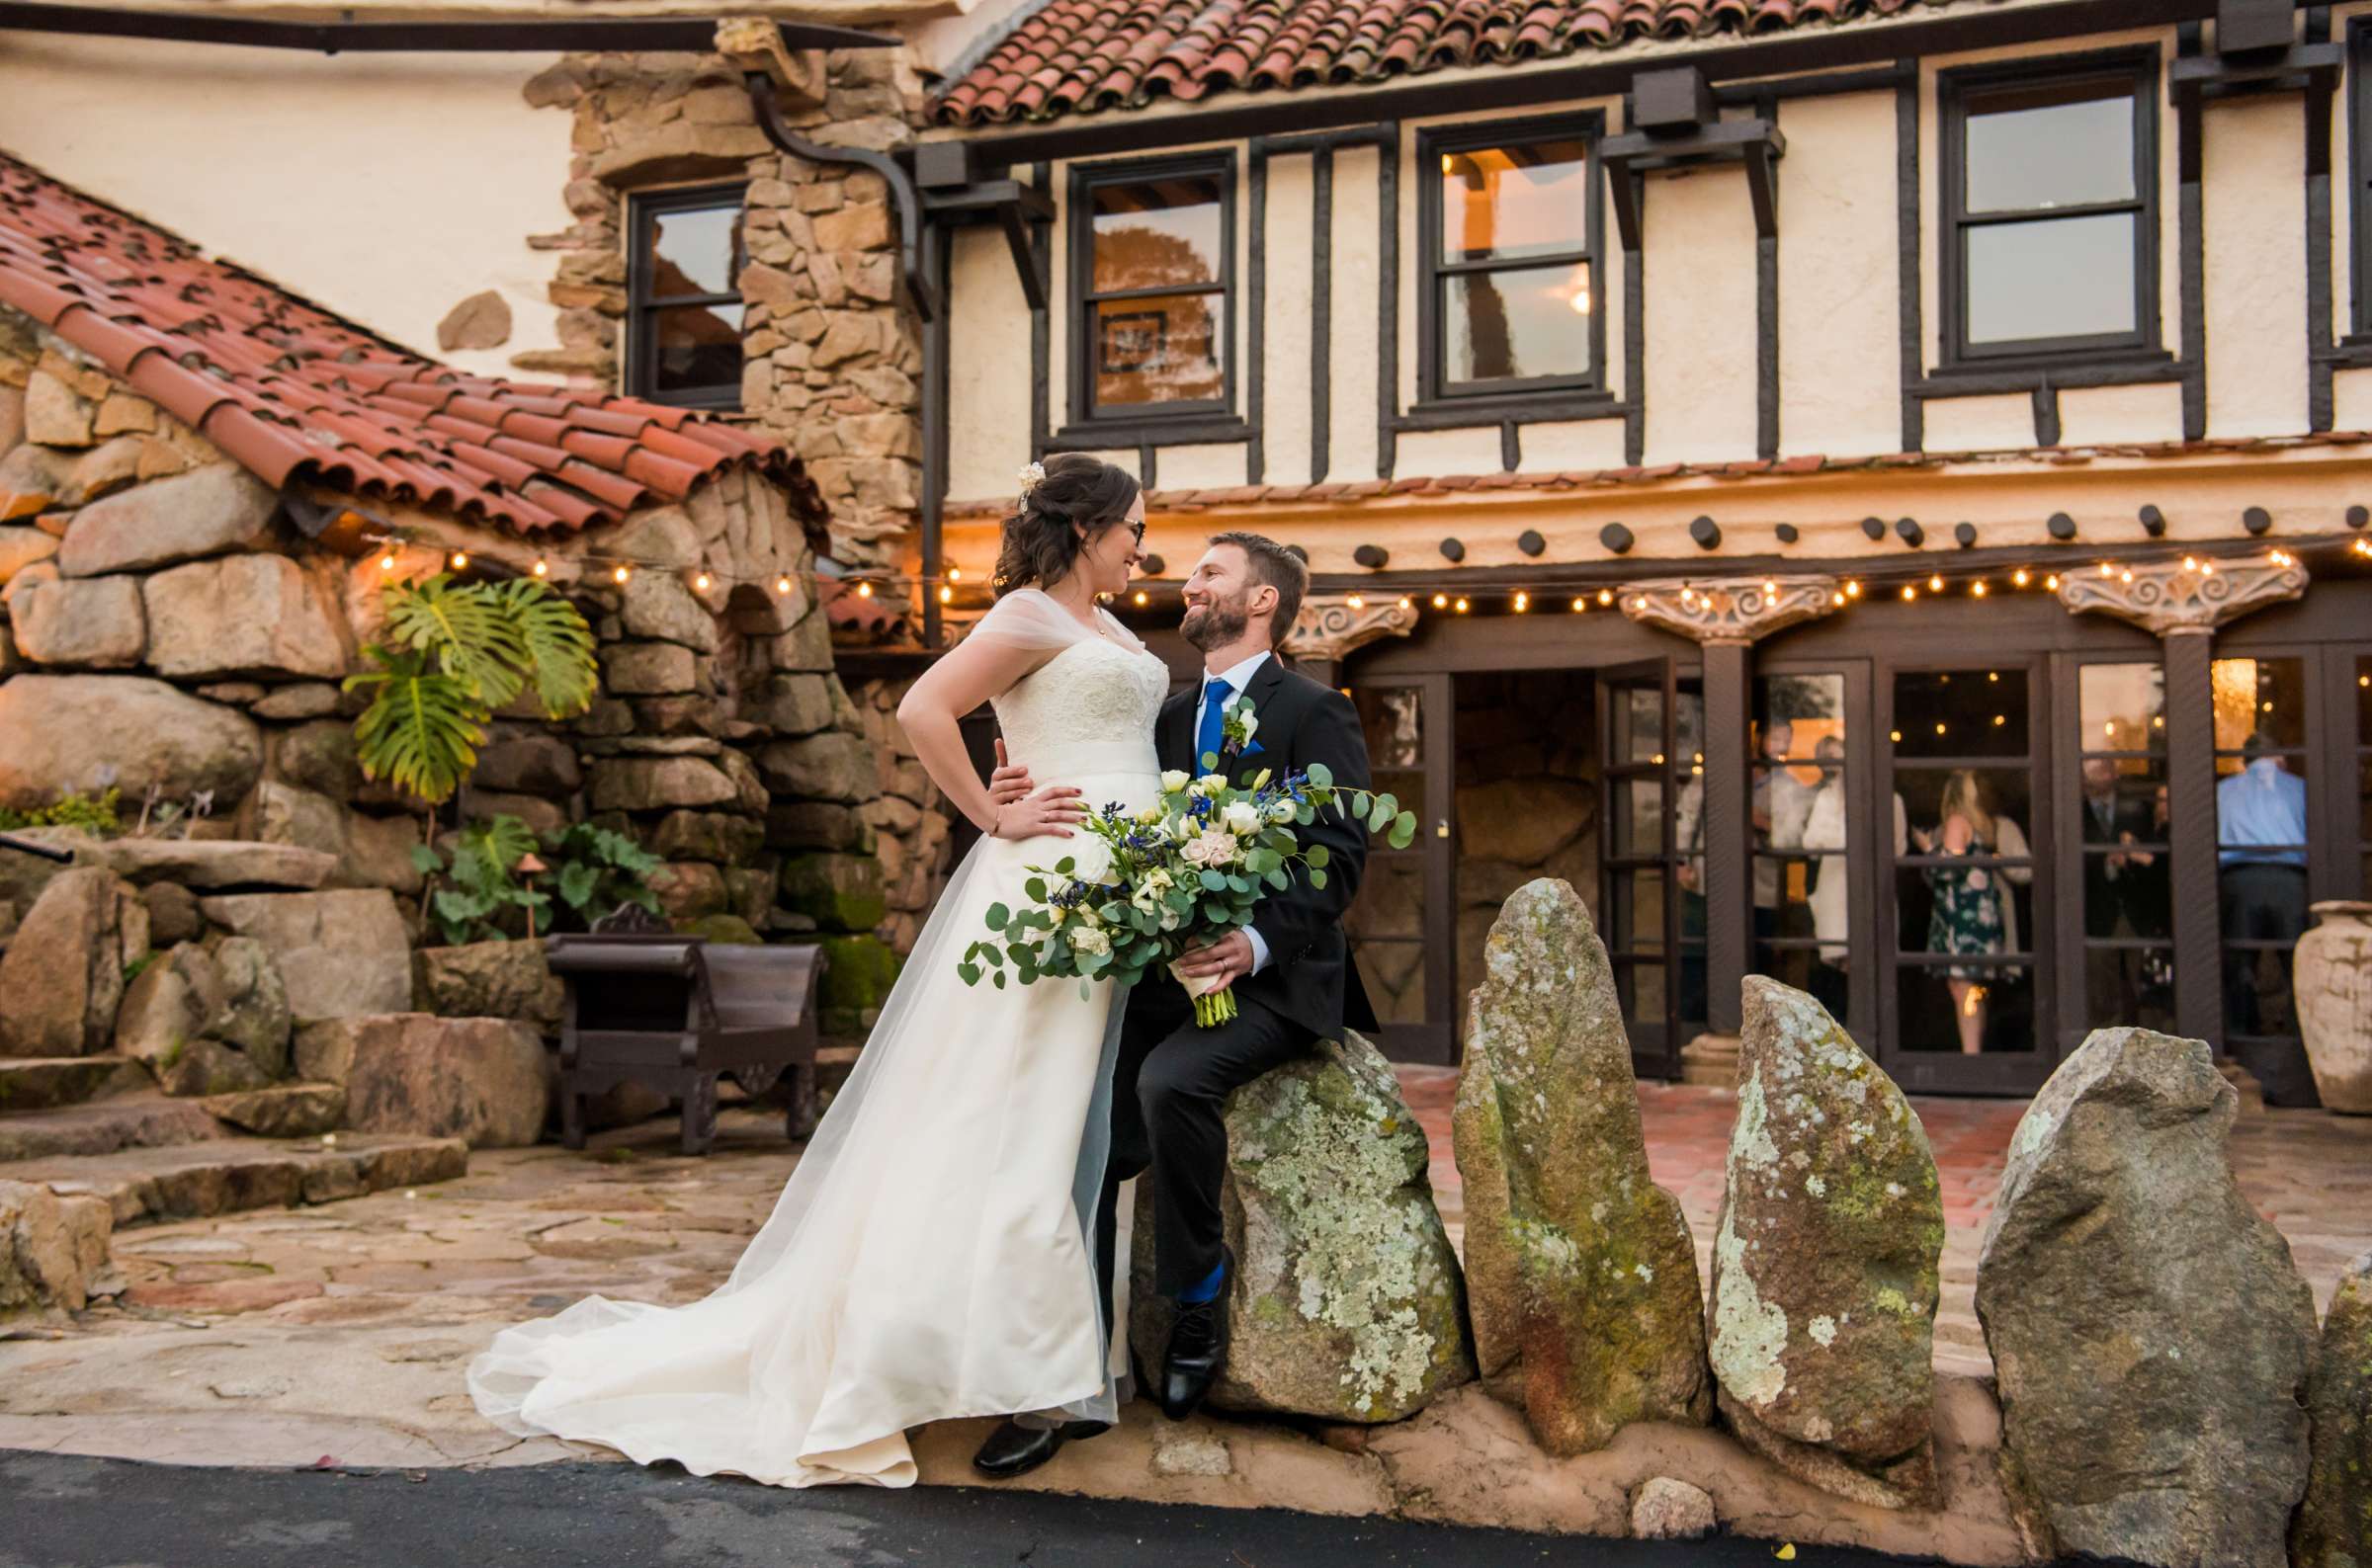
[
  {"left": 1077, "top": 903, "right": 1101, "bottom": 926},
  {"left": 1145, "top": 867, "right": 1172, "bottom": 892},
  {"left": 1135, "top": 803, "right": 1162, "bottom": 826},
  {"left": 1265, "top": 797, "right": 1298, "bottom": 824},
  {"left": 1071, "top": 925, "right": 1111, "bottom": 955},
  {"left": 1160, "top": 770, "right": 1191, "bottom": 794},
  {"left": 1234, "top": 708, "right": 1259, "bottom": 742},
  {"left": 1223, "top": 801, "right": 1262, "bottom": 836},
  {"left": 1192, "top": 774, "right": 1226, "bottom": 795}
]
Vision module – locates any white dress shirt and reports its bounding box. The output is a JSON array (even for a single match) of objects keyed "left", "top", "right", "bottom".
[{"left": 1193, "top": 650, "right": 1275, "bottom": 976}]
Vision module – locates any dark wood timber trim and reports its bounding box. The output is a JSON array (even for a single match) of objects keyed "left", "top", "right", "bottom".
[
  {"left": 1029, "top": 162, "right": 1052, "bottom": 459},
  {"left": 0, "top": 2, "right": 892, "bottom": 50},
  {"left": 1379, "top": 120, "right": 1402, "bottom": 481},
  {"left": 1702, "top": 640, "right": 1754, "bottom": 1036},
  {"left": 1897, "top": 73, "right": 1925, "bottom": 453},
  {"left": 1314, "top": 144, "right": 1336, "bottom": 483},
  {"left": 2179, "top": 23, "right": 2211, "bottom": 440},
  {"left": 921, "top": 222, "right": 951, "bottom": 646},
  {"left": 1247, "top": 148, "right": 1269, "bottom": 484},
  {"left": 2160, "top": 628, "right": 2225, "bottom": 1044},
  {"left": 1758, "top": 89, "right": 1782, "bottom": 461},
  {"left": 1623, "top": 160, "right": 1648, "bottom": 465}
]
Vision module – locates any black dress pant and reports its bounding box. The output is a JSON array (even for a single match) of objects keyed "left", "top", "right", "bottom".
[
  {"left": 2220, "top": 862, "right": 2317, "bottom": 1109},
  {"left": 1093, "top": 979, "right": 1314, "bottom": 1308}
]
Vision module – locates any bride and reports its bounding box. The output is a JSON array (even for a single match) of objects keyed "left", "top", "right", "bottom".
[{"left": 466, "top": 454, "right": 1166, "bottom": 1487}]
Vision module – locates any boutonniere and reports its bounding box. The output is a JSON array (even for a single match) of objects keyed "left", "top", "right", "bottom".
[{"left": 1214, "top": 695, "right": 1263, "bottom": 766}]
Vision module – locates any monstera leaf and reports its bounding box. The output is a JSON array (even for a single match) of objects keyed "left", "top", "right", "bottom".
[
  {"left": 381, "top": 573, "right": 532, "bottom": 707},
  {"left": 345, "top": 645, "right": 485, "bottom": 803},
  {"left": 492, "top": 577, "right": 598, "bottom": 718}
]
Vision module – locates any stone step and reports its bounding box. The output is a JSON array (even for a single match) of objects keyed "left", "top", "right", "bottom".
[
  {"left": 0, "top": 1131, "right": 467, "bottom": 1228},
  {"left": 0, "top": 1055, "right": 149, "bottom": 1114},
  {"left": 0, "top": 1088, "right": 226, "bottom": 1163}
]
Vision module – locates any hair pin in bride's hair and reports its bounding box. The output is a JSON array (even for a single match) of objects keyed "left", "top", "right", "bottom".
[{"left": 1015, "top": 459, "right": 1048, "bottom": 507}]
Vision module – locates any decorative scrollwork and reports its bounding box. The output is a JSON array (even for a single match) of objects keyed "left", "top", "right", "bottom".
[
  {"left": 2057, "top": 559, "right": 2308, "bottom": 636},
  {"left": 1618, "top": 576, "right": 1840, "bottom": 645},
  {"left": 1282, "top": 595, "right": 1419, "bottom": 662}
]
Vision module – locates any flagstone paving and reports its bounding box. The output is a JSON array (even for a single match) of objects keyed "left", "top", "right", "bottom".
[{"left": 0, "top": 1072, "right": 2364, "bottom": 1476}]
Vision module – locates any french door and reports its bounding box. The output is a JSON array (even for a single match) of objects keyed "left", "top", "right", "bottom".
[
  {"left": 1341, "top": 673, "right": 1458, "bottom": 1064},
  {"left": 1597, "top": 658, "right": 1702, "bottom": 1079}
]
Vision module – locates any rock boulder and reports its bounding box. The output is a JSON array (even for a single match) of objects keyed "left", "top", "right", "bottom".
[
  {"left": 0, "top": 1181, "right": 114, "bottom": 1320},
  {"left": 55, "top": 461, "right": 277, "bottom": 577},
  {"left": 0, "top": 675, "right": 261, "bottom": 813},
  {"left": 2298, "top": 1250, "right": 2372, "bottom": 1568},
  {"left": 1453, "top": 877, "right": 1710, "bottom": 1454},
  {"left": 4, "top": 566, "right": 145, "bottom": 667},
  {"left": 0, "top": 867, "right": 146, "bottom": 1057},
  {"left": 1130, "top": 1031, "right": 1474, "bottom": 1423},
  {"left": 1978, "top": 1027, "right": 2314, "bottom": 1568},
  {"left": 413, "top": 939, "right": 562, "bottom": 1028},
  {"left": 143, "top": 554, "right": 346, "bottom": 680},
  {"left": 337, "top": 1013, "right": 550, "bottom": 1148},
  {"left": 196, "top": 889, "right": 411, "bottom": 1024},
  {"left": 1708, "top": 978, "right": 1944, "bottom": 1510}
]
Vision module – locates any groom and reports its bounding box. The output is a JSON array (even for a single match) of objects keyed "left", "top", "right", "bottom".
[{"left": 973, "top": 531, "right": 1379, "bottom": 1478}]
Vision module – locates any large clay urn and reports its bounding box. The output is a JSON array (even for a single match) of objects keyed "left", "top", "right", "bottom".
[{"left": 2297, "top": 901, "right": 2372, "bottom": 1114}]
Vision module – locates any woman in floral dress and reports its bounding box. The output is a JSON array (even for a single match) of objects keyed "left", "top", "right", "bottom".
[{"left": 1915, "top": 769, "right": 2009, "bottom": 1055}]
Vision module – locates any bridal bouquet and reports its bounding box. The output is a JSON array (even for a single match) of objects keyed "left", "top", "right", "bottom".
[{"left": 958, "top": 761, "right": 1416, "bottom": 1028}]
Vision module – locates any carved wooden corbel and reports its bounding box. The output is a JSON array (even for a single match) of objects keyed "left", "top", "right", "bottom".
[
  {"left": 1283, "top": 595, "right": 1419, "bottom": 663},
  {"left": 2056, "top": 557, "right": 2308, "bottom": 636},
  {"left": 1619, "top": 576, "right": 1839, "bottom": 645}
]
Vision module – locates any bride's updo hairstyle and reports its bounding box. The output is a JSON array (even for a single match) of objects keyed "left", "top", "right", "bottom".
[{"left": 991, "top": 454, "right": 1141, "bottom": 598}]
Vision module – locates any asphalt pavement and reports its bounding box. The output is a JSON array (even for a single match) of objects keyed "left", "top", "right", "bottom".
[{"left": 0, "top": 1451, "right": 1957, "bottom": 1568}]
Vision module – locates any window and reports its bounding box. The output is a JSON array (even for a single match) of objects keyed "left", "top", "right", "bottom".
[
  {"left": 1067, "top": 155, "right": 1234, "bottom": 427},
  {"left": 1753, "top": 674, "right": 1857, "bottom": 1033},
  {"left": 2211, "top": 655, "right": 2313, "bottom": 1089},
  {"left": 2352, "top": 21, "right": 2372, "bottom": 335},
  {"left": 1418, "top": 120, "right": 1602, "bottom": 401},
  {"left": 1939, "top": 53, "right": 2159, "bottom": 365},
  {"left": 626, "top": 185, "right": 747, "bottom": 409}
]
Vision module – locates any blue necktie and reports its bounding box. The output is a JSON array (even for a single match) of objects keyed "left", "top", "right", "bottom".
[{"left": 1194, "top": 677, "right": 1231, "bottom": 770}]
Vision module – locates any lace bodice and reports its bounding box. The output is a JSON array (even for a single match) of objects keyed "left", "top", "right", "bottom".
[{"left": 990, "top": 633, "right": 1170, "bottom": 764}]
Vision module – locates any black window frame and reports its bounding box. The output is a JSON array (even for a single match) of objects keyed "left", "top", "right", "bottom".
[
  {"left": 624, "top": 182, "right": 748, "bottom": 412},
  {"left": 1937, "top": 48, "right": 2162, "bottom": 371},
  {"left": 1415, "top": 112, "right": 1608, "bottom": 408},
  {"left": 1063, "top": 150, "right": 1240, "bottom": 436}
]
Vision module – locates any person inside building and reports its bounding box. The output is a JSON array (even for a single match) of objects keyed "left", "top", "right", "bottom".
[
  {"left": 2079, "top": 756, "right": 2156, "bottom": 1024},
  {"left": 1914, "top": 769, "right": 2030, "bottom": 1054},
  {"left": 1753, "top": 718, "right": 1818, "bottom": 977},
  {"left": 2217, "top": 731, "right": 2315, "bottom": 1105},
  {"left": 1798, "top": 735, "right": 1907, "bottom": 1025}
]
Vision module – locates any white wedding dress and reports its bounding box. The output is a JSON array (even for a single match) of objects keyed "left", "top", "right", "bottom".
[{"left": 467, "top": 590, "right": 1170, "bottom": 1487}]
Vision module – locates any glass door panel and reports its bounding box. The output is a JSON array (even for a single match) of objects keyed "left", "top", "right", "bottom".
[
  {"left": 1344, "top": 675, "right": 1456, "bottom": 1064},
  {"left": 1879, "top": 660, "right": 2055, "bottom": 1094},
  {"left": 1753, "top": 668, "right": 1869, "bottom": 1040},
  {"left": 1600, "top": 659, "right": 1683, "bottom": 1077},
  {"left": 2211, "top": 653, "right": 2316, "bottom": 1105}
]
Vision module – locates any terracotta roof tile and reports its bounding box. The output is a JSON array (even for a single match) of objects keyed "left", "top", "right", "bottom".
[
  {"left": 0, "top": 151, "right": 820, "bottom": 537},
  {"left": 935, "top": 0, "right": 1952, "bottom": 125}
]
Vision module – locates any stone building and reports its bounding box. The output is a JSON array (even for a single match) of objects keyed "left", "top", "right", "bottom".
[{"left": 10, "top": 0, "right": 2367, "bottom": 1112}]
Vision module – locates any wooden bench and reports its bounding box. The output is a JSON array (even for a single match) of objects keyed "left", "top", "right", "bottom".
[{"left": 545, "top": 933, "right": 827, "bottom": 1156}]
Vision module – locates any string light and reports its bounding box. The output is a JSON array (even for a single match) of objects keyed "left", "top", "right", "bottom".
[
  {"left": 2012, "top": 568, "right": 2030, "bottom": 587},
  {"left": 1927, "top": 574, "right": 1943, "bottom": 593},
  {"left": 2045, "top": 573, "right": 2061, "bottom": 590},
  {"left": 1432, "top": 593, "right": 1449, "bottom": 610},
  {"left": 856, "top": 581, "right": 874, "bottom": 599},
  {"left": 451, "top": 550, "right": 469, "bottom": 570},
  {"left": 941, "top": 585, "right": 956, "bottom": 604},
  {"left": 1971, "top": 580, "right": 1988, "bottom": 597},
  {"left": 1761, "top": 579, "right": 1777, "bottom": 596},
  {"left": 532, "top": 557, "right": 549, "bottom": 578},
  {"left": 1348, "top": 594, "right": 1365, "bottom": 610},
  {"left": 1831, "top": 591, "right": 1845, "bottom": 606},
  {"left": 1454, "top": 597, "right": 1470, "bottom": 614},
  {"left": 1398, "top": 597, "right": 1413, "bottom": 610},
  {"left": 1902, "top": 585, "right": 1917, "bottom": 601},
  {"left": 1597, "top": 589, "right": 1613, "bottom": 606},
  {"left": 612, "top": 563, "right": 631, "bottom": 584},
  {"left": 1513, "top": 592, "right": 1529, "bottom": 612},
  {"left": 2182, "top": 556, "right": 2198, "bottom": 571},
  {"left": 2098, "top": 562, "right": 2114, "bottom": 577},
  {"left": 694, "top": 570, "right": 713, "bottom": 592},
  {"left": 380, "top": 551, "right": 396, "bottom": 572},
  {"left": 1845, "top": 580, "right": 1862, "bottom": 598},
  {"left": 948, "top": 567, "right": 963, "bottom": 582},
  {"left": 776, "top": 575, "right": 793, "bottom": 596},
  {"left": 1571, "top": 597, "right": 1588, "bottom": 612}
]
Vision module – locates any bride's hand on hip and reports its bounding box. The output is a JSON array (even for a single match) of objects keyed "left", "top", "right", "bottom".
[
  {"left": 987, "top": 738, "right": 1038, "bottom": 807},
  {"left": 992, "top": 783, "right": 1087, "bottom": 840}
]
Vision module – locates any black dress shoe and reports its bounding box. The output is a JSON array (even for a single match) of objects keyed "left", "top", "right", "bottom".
[
  {"left": 971, "top": 1417, "right": 1111, "bottom": 1479},
  {"left": 1159, "top": 1246, "right": 1232, "bottom": 1421}
]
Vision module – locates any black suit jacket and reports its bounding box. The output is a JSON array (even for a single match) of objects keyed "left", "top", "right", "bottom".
[
  {"left": 2078, "top": 790, "right": 2153, "bottom": 940},
  {"left": 1151, "top": 654, "right": 1380, "bottom": 1040}
]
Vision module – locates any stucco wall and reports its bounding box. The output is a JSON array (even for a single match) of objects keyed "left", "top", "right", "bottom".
[
  {"left": 0, "top": 36, "right": 569, "bottom": 377},
  {"left": 1775, "top": 89, "right": 1901, "bottom": 461}
]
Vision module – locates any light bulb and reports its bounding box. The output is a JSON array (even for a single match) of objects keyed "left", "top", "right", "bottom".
[
  {"left": 775, "top": 575, "right": 792, "bottom": 595},
  {"left": 1454, "top": 597, "right": 1470, "bottom": 614},
  {"left": 1432, "top": 594, "right": 1448, "bottom": 609},
  {"left": 1513, "top": 592, "right": 1529, "bottom": 612},
  {"left": 451, "top": 551, "right": 468, "bottom": 570},
  {"left": 1572, "top": 597, "right": 1587, "bottom": 612},
  {"left": 857, "top": 581, "right": 874, "bottom": 599},
  {"left": 2012, "top": 568, "right": 2030, "bottom": 587},
  {"left": 1831, "top": 592, "right": 1845, "bottom": 607},
  {"left": 2182, "top": 556, "right": 2198, "bottom": 571},
  {"left": 1972, "top": 581, "right": 1988, "bottom": 597},
  {"left": 1928, "top": 574, "right": 1943, "bottom": 592},
  {"left": 1398, "top": 597, "right": 1412, "bottom": 610},
  {"left": 1348, "top": 594, "right": 1365, "bottom": 610},
  {"left": 1132, "top": 590, "right": 1147, "bottom": 606},
  {"left": 694, "top": 571, "right": 712, "bottom": 591},
  {"left": 2046, "top": 573, "right": 2061, "bottom": 589},
  {"left": 2099, "top": 562, "right": 2114, "bottom": 577},
  {"left": 380, "top": 552, "right": 396, "bottom": 572},
  {"left": 1902, "top": 585, "right": 1916, "bottom": 601},
  {"left": 1845, "top": 580, "right": 1862, "bottom": 598},
  {"left": 949, "top": 566, "right": 963, "bottom": 582},
  {"left": 613, "top": 564, "right": 631, "bottom": 584},
  {"left": 1597, "top": 589, "right": 1613, "bottom": 606},
  {"left": 1761, "top": 579, "right": 1777, "bottom": 596},
  {"left": 532, "top": 558, "right": 549, "bottom": 578},
  {"left": 940, "top": 585, "right": 955, "bottom": 604}
]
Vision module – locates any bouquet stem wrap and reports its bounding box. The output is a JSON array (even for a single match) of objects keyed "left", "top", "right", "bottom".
[{"left": 1167, "top": 959, "right": 1238, "bottom": 1029}]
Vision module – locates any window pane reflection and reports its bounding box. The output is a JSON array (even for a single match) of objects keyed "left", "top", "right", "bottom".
[
  {"left": 1965, "top": 212, "right": 2138, "bottom": 345},
  {"left": 2213, "top": 655, "right": 2309, "bottom": 755},
  {"left": 1965, "top": 90, "right": 2133, "bottom": 212},
  {"left": 1440, "top": 138, "right": 1590, "bottom": 263},
  {"left": 1093, "top": 294, "right": 1224, "bottom": 408},
  {"left": 2076, "top": 660, "right": 2173, "bottom": 1032},
  {"left": 1755, "top": 674, "right": 1848, "bottom": 1019},
  {"left": 2079, "top": 662, "right": 2166, "bottom": 752},
  {"left": 652, "top": 303, "right": 745, "bottom": 395},
  {"left": 648, "top": 204, "right": 742, "bottom": 297},
  {"left": 1091, "top": 177, "right": 1224, "bottom": 292},
  {"left": 1892, "top": 669, "right": 2030, "bottom": 758},
  {"left": 1443, "top": 264, "right": 1593, "bottom": 382}
]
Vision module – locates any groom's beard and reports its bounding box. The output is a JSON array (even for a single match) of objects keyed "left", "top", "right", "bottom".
[{"left": 1181, "top": 595, "right": 1250, "bottom": 653}]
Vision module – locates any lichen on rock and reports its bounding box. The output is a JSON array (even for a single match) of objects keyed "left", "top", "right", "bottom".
[
  {"left": 1706, "top": 976, "right": 1943, "bottom": 1510},
  {"left": 1980, "top": 1026, "right": 2314, "bottom": 1568},
  {"left": 1450, "top": 877, "right": 1710, "bottom": 1455},
  {"left": 2297, "top": 1250, "right": 2372, "bottom": 1568},
  {"left": 1130, "top": 1031, "right": 1473, "bottom": 1424}
]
